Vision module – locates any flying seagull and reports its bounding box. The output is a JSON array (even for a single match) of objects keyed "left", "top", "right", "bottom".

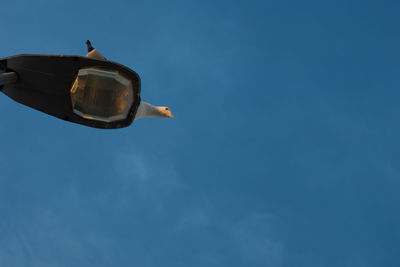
[{"left": 85, "top": 40, "right": 174, "bottom": 120}]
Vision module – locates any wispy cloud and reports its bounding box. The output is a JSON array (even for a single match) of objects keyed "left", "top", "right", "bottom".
[
  {"left": 0, "top": 190, "right": 116, "bottom": 267},
  {"left": 230, "top": 212, "right": 284, "bottom": 267},
  {"left": 173, "top": 209, "right": 210, "bottom": 232},
  {"left": 115, "top": 152, "right": 182, "bottom": 188},
  {"left": 112, "top": 149, "right": 184, "bottom": 216}
]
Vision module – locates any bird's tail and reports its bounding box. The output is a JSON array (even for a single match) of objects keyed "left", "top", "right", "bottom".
[{"left": 86, "top": 40, "right": 94, "bottom": 52}]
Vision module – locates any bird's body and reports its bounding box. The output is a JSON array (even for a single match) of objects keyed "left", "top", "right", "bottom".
[
  {"left": 85, "top": 40, "right": 174, "bottom": 120},
  {"left": 134, "top": 101, "right": 174, "bottom": 119}
]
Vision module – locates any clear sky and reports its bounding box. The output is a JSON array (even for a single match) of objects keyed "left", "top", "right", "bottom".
[{"left": 1, "top": 0, "right": 399, "bottom": 266}]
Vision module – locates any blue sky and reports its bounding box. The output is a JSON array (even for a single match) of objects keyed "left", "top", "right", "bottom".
[{"left": 1, "top": 0, "right": 400, "bottom": 266}]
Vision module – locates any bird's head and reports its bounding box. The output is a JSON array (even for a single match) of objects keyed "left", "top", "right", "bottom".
[{"left": 156, "top": 106, "right": 174, "bottom": 118}]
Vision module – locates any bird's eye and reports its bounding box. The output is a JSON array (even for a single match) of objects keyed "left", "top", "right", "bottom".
[{"left": 166, "top": 108, "right": 169, "bottom": 110}]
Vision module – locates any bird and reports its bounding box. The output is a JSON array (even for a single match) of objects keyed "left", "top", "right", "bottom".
[
  {"left": 85, "top": 40, "right": 174, "bottom": 120},
  {"left": 86, "top": 40, "right": 106, "bottom": 60}
]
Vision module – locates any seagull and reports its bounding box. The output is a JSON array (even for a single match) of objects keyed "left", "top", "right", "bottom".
[
  {"left": 86, "top": 40, "right": 106, "bottom": 60},
  {"left": 85, "top": 40, "right": 174, "bottom": 120}
]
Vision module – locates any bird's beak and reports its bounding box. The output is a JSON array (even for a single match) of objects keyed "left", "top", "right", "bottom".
[{"left": 168, "top": 113, "right": 175, "bottom": 118}]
